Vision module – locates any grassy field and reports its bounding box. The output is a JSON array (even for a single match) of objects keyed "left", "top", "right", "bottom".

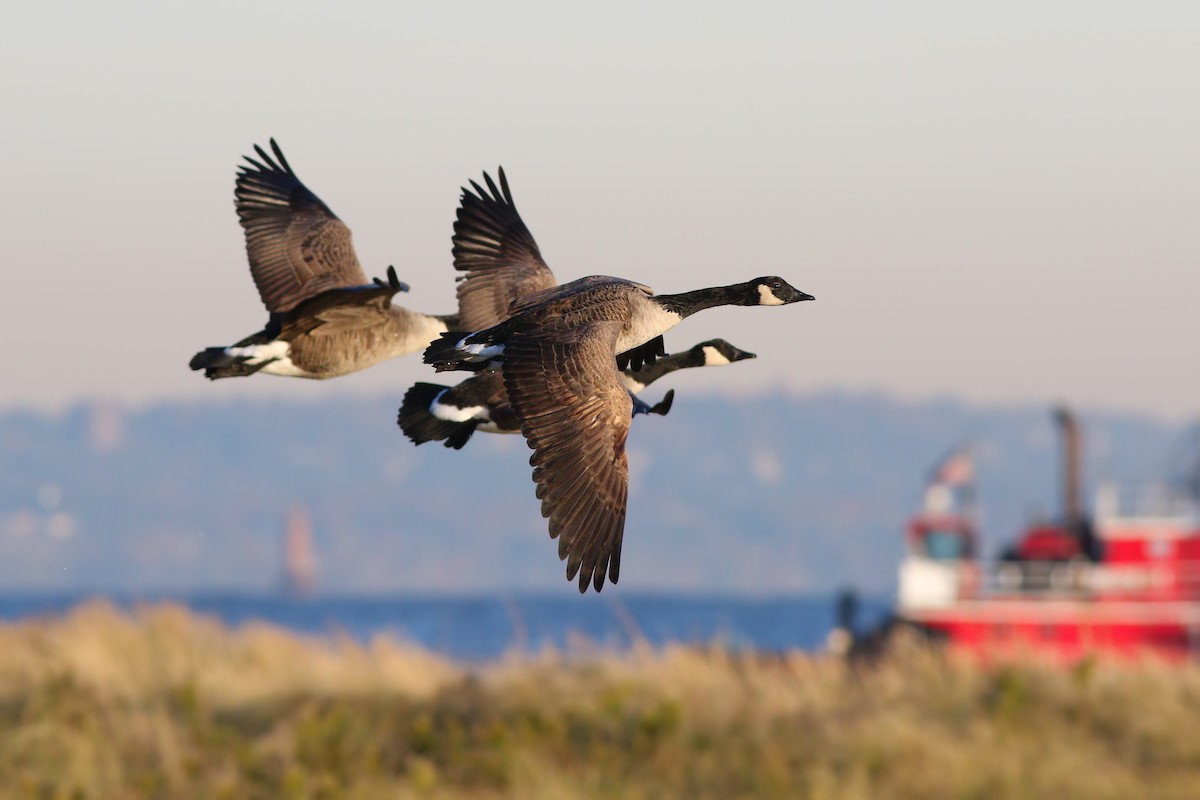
[{"left": 1, "top": 602, "right": 1198, "bottom": 799}]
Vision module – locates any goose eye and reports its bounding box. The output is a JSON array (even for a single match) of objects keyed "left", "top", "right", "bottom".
[{"left": 771, "top": 281, "right": 781, "bottom": 290}]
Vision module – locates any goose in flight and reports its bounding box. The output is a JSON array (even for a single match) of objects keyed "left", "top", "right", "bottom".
[
  {"left": 424, "top": 217, "right": 813, "bottom": 592},
  {"left": 398, "top": 167, "right": 688, "bottom": 449},
  {"left": 189, "top": 139, "right": 456, "bottom": 380},
  {"left": 399, "top": 338, "right": 756, "bottom": 449}
]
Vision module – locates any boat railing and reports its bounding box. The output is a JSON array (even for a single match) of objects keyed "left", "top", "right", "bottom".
[
  {"left": 988, "top": 558, "right": 1200, "bottom": 599},
  {"left": 1095, "top": 482, "right": 1200, "bottom": 524}
]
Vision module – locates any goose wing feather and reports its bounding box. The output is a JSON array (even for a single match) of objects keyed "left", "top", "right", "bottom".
[
  {"left": 276, "top": 270, "right": 406, "bottom": 338},
  {"left": 503, "top": 319, "right": 632, "bottom": 592},
  {"left": 235, "top": 139, "right": 369, "bottom": 313},
  {"left": 506, "top": 276, "right": 651, "bottom": 319},
  {"left": 453, "top": 168, "right": 558, "bottom": 330}
]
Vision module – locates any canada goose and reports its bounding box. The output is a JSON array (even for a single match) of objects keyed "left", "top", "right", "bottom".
[
  {"left": 189, "top": 140, "right": 456, "bottom": 380},
  {"left": 424, "top": 275, "right": 812, "bottom": 592},
  {"left": 397, "top": 167, "right": 678, "bottom": 449},
  {"left": 399, "top": 338, "right": 754, "bottom": 449},
  {"left": 400, "top": 370, "right": 677, "bottom": 451},
  {"left": 425, "top": 275, "right": 810, "bottom": 374}
]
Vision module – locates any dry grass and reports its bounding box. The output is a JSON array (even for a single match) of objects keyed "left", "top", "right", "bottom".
[{"left": 1, "top": 601, "right": 1198, "bottom": 799}]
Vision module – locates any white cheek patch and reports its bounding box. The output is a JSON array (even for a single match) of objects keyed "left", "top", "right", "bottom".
[
  {"left": 757, "top": 284, "right": 786, "bottom": 306},
  {"left": 701, "top": 346, "right": 732, "bottom": 366}
]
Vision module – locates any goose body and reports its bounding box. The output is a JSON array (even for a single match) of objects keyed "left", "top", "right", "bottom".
[
  {"left": 425, "top": 274, "right": 810, "bottom": 374},
  {"left": 399, "top": 338, "right": 754, "bottom": 448},
  {"left": 424, "top": 269, "right": 811, "bottom": 593},
  {"left": 399, "top": 168, "right": 678, "bottom": 450},
  {"left": 189, "top": 140, "right": 455, "bottom": 380}
]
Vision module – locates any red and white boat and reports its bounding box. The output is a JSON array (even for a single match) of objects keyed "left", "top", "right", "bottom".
[{"left": 896, "top": 408, "right": 1200, "bottom": 662}]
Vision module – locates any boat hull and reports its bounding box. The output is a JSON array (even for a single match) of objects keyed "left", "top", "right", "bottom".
[{"left": 905, "top": 600, "right": 1200, "bottom": 662}]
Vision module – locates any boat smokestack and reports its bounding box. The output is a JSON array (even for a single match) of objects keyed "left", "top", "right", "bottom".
[{"left": 1053, "top": 406, "right": 1083, "bottom": 523}]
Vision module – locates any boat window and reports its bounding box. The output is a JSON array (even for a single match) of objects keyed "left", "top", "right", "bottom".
[{"left": 923, "top": 530, "right": 967, "bottom": 560}]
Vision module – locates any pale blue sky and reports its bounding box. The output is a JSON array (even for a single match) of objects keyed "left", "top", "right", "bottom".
[{"left": 2, "top": 1, "right": 1197, "bottom": 418}]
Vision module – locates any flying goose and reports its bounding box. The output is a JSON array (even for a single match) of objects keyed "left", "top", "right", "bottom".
[
  {"left": 425, "top": 275, "right": 811, "bottom": 374},
  {"left": 397, "top": 167, "right": 681, "bottom": 449},
  {"left": 424, "top": 274, "right": 812, "bottom": 592},
  {"left": 399, "top": 338, "right": 755, "bottom": 449},
  {"left": 189, "top": 139, "right": 456, "bottom": 380}
]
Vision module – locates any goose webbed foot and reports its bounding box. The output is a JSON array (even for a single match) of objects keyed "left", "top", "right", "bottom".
[{"left": 630, "top": 388, "right": 675, "bottom": 419}]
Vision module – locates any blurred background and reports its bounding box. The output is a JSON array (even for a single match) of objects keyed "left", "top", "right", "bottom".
[{"left": 1, "top": 1, "right": 1197, "bottom": 651}]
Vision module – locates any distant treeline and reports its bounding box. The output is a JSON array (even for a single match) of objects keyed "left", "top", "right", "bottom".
[{"left": 0, "top": 393, "right": 1185, "bottom": 593}]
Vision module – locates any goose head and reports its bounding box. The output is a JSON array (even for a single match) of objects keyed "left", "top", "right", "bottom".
[
  {"left": 749, "top": 277, "right": 814, "bottom": 306},
  {"left": 694, "top": 339, "right": 757, "bottom": 366}
]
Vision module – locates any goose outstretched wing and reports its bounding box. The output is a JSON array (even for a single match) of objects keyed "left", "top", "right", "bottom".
[
  {"left": 235, "top": 139, "right": 368, "bottom": 313},
  {"left": 452, "top": 168, "right": 557, "bottom": 330},
  {"left": 503, "top": 319, "right": 632, "bottom": 592}
]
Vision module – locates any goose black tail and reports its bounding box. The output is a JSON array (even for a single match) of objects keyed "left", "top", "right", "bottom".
[
  {"left": 188, "top": 348, "right": 265, "bottom": 380},
  {"left": 398, "top": 382, "right": 479, "bottom": 449}
]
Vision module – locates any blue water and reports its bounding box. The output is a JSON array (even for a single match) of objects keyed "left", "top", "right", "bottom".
[{"left": 0, "top": 593, "right": 891, "bottom": 661}]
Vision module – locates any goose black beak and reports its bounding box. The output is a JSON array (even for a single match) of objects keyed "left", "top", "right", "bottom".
[
  {"left": 732, "top": 349, "right": 757, "bottom": 362},
  {"left": 794, "top": 289, "right": 815, "bottom": 302}
]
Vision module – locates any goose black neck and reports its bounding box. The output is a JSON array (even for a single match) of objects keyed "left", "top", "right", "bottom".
[
  {"left": 625, "top": 348, "right": 704, "bottom": 385},
  {"left": 654, "top": 282, "right": 753, "bottom": 318}
]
